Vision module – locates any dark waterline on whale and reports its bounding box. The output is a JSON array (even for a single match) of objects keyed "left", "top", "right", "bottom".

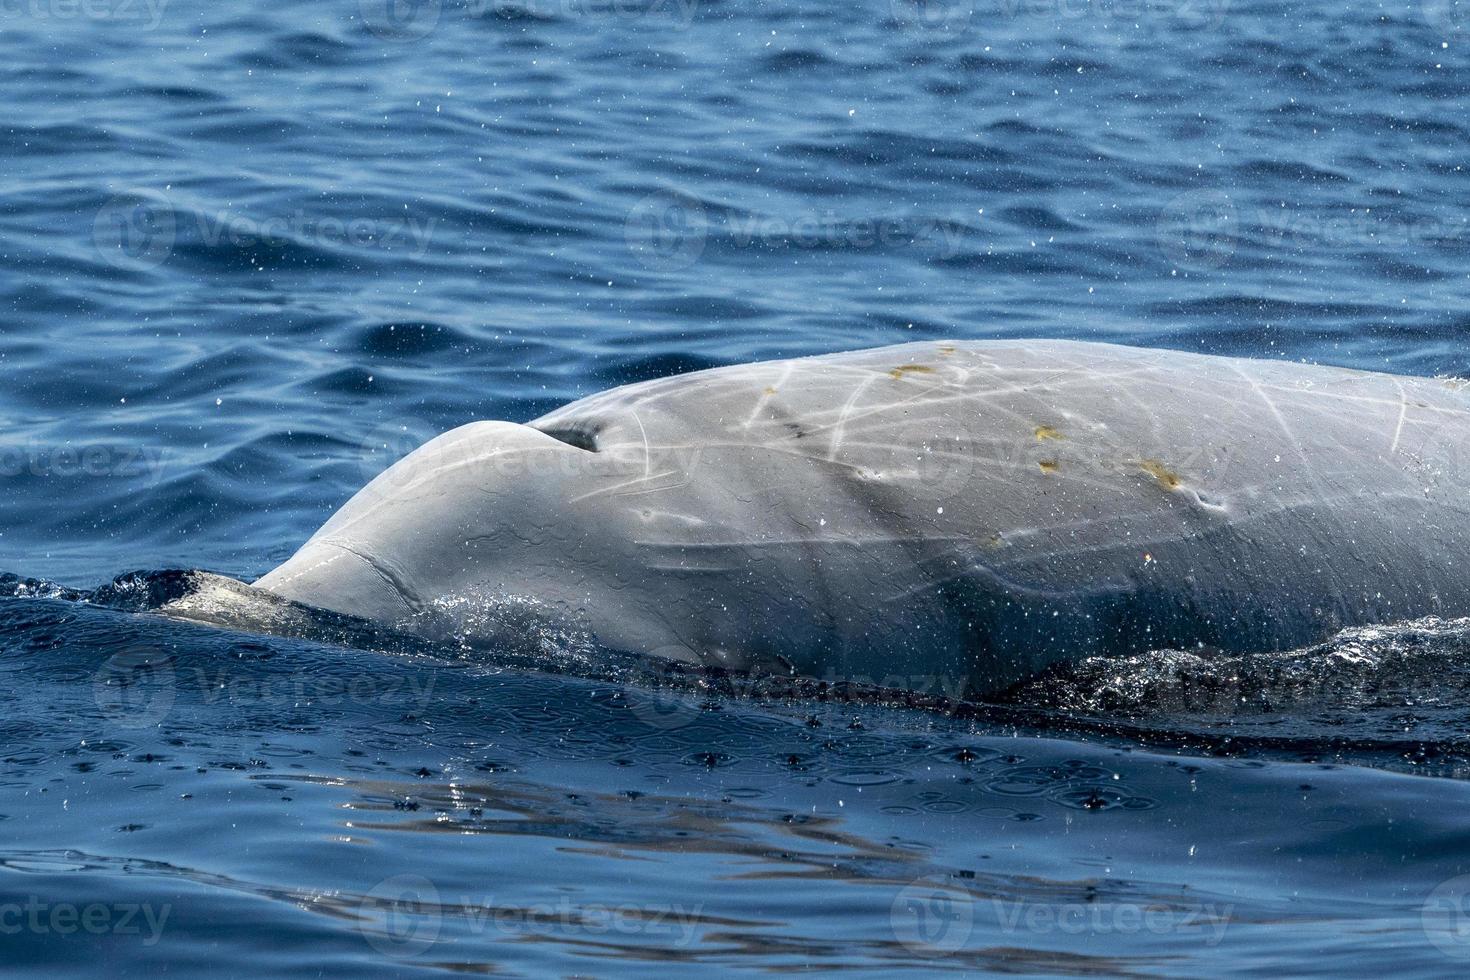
[{"left": 4, "top": 0, "right": 1470, "bottom": 974}]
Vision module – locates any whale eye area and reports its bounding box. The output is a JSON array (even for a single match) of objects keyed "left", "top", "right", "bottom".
[{"left": 535, "top": 425, "right": 601, "bottom": 453}]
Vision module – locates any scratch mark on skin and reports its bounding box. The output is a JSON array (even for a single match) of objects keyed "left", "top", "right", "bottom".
[
  {"left": 631, "top": 411, "right": 651, "bottom": 480},
  {"left": 889, "top": 364, "right": 936, "bottom": 380},
  {"left": 1035, "top": 425, "right": 1065, "bottom": 441},
  {"left": 570, "top": 474, "right": 689, "bottom": 502},
  {"left": 1391, "top": 379, "right": 1409, "bottom": 454},
  {"left": 1137, "top": 458, "right": 1182, "bottom": 491},
  {"left": 1228, "top": 360, "right": 1336, "bottom": 507}
]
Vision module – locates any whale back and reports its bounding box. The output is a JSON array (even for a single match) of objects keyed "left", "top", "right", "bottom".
[{"left": 528, "top": 339, "right": 1470, "bottom": 685}]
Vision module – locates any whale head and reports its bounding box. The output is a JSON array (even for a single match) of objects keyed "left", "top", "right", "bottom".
[{"left": 253, "top": 420, "right": 680, "bottom": 652}]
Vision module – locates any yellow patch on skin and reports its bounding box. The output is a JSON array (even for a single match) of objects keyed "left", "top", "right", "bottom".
[
  {"left": 985, "top": 534, "right": 1006, "bottom": 550},
  {"left": 763, "top": 386, "right": 777, "bottom": 395},
  {"left": 1138, "top": 459, "right": 1183, "bottom": 491},
  {"left": 938, "top": 345, "right": 957, "bottom": 356},
  {"left": 1444, "top": 378, "right": 1470, "bottom": 392},
  {"left": 889, "top": 364, "right": 936, "bottom": 379},
  {"left": 1038, "top": 459, "right": 1060, "bottom": 474},
  {"left": 1035, "top": 425, "right": 1064, "bottom": 442}
]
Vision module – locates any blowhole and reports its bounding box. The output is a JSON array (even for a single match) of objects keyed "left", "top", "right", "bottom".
[{"left": 536, "top": 425, "right": 601, "bottom": 452}]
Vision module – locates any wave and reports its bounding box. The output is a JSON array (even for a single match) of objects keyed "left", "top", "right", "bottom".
[{"left": 8, "top": 568, "right": 1470, "bottom": 778}]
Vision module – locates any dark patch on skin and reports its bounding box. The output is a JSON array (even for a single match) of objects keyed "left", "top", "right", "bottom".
[
  {"left": 1138, "top": 459, "right": 1183, "bottom": 491},
  {"left": 889, "top": 364, "right": 935, "bottom": 380}
]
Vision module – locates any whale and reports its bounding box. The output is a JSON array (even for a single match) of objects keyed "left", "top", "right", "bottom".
[{"left": 252, "top": 339, "right": 1470, "bottom": 695}]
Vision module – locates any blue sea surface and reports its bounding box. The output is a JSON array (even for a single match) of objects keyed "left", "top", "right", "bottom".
[{"left": 2, "top": 0, "right": 1470, "bottom": 974}]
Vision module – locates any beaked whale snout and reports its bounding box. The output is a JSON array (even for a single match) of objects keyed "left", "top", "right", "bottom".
[{"left": 254, "top": 339, "right": 1470, "bottom": 695}]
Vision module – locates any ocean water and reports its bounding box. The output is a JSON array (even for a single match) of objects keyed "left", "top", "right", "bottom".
[{"left": 2, "top": 0, "right": 1470, "bottom": 974}]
